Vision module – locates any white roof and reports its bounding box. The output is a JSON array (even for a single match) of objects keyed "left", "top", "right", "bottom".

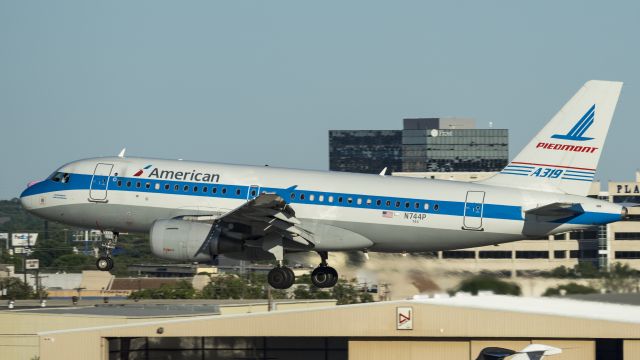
[{"left": 415, "top": 295, "right": 640, "bottom": 324}]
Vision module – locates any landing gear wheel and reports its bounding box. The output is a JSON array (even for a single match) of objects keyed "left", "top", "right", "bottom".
[
  {"left": 268, "top": 267, "right": 295, "bottom": 289},
  {"left": 311, "top": 266, "right": 338, "bottom": 288},
  {"left": 326, "top": 266, "right": 338, "bottom": 287},
  {"left": 96, "top": 256, "right": 113, "bottom": 271},
  {"left": 283, "top": 266, "right": 295, "bottom": 284}
]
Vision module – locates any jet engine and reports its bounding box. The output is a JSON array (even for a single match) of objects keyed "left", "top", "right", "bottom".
[{"left": 149, "top": 219, "right": 244, "bottom": 261}]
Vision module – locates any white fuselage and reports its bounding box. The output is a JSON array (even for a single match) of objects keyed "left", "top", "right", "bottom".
[{"left": 20, "top": 156, "right": 624, "bottom": 253}]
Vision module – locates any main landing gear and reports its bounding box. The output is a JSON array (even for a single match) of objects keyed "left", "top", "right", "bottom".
[
  {"left": 266, "top": 251, "right": 339, "bottom": 289},
  {"left": 310, "top": 251, "right": 338, "bottom": 288},
  {"left": 96, "top": 231, "right": 118, "bottom": 272},
  {"left": 267, "top": 265, "right": 295, "bottom": 289}
]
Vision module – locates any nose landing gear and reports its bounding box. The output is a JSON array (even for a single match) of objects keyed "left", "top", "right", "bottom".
[{"left": 96, "top": 231, "right": 118, "bottom": 272}]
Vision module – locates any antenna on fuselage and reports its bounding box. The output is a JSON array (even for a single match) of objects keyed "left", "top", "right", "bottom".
[{"left": 118, "top": 148, "right": 126, "bottom": 158}]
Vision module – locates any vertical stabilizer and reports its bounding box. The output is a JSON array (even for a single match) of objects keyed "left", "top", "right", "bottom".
[{"left": 480, "top": 80, "right": 622, "bottom": 196}]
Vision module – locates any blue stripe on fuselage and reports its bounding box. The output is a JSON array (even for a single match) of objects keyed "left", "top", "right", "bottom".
[{"left": 20, "top": 172, "right": 617, "bottom": 225}]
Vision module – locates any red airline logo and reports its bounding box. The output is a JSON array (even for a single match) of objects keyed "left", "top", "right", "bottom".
[{"left": 536, "top": 142, "right": 598, "bottom": 154}]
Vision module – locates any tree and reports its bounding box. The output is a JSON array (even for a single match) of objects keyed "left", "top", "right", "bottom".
[
  {"left": 129, "top": 280, "right": 196, "bottom": 300},
  {"left": 51, "top": 254, "right": 95, "bottom": 272},
  {"left": 293, "top": 284, "right": 332, "bottom": 300},
  {"left": 0, "top": 277, "right": 35, "bottom": 299},
  {"left": 455, "top": 275, "right": 521, "bottom": 296},
  {"left": 200, "top": 273, "right": 274, "bottom": 299},
  {"left": 602, "top": 263, "right": 638, "bottom": 293},
  {"left": 543, "top": 282, "right": 599, "bottom": 296}
]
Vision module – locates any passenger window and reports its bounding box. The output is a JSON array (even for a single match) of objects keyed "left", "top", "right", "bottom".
[
  {"left": 434, "top": 203, "right": 439, "bottom": 211},
  {"left": 145, "top": 182, "right": 151, "bottom": 189},
  {"left": 366, "top": 199, "right": 372, "bottom": 205},
  {"left": 236, "top": 189, "right": 241, "bottom": 196},
  {"left": 117, "top": 180, "right": 122, "bottom": 187},
  {"left": 193, "top": 186, "right": 198, "bottom": 192},
  {"left": 184, "top": 185, "right": 189, "bottom": 191},
  {"left": 328, "top": 195, "right": 334, "bottom": 203},
  {"left": 405, "top": 202, "right": 410, "bottom": 208},
  {"left": 424, "top": 203, "right": 429, "bottom": 210},
  {"left": 164, "top": 184, "right": 170, "bottom": 190},
  {"left": 319, "top": 195, "right": 324, "bottom": 202},
  {"left": 347, "top": 197, "right": 353, "bottom": 204},
  {"left": 136, "top": 182, "right": 141, "bottom": 188},
  {"left": 300, "top": 194, "right": 305, "bottom": 200},
  {"left": 376, "top": 199, "right": 381, "bottom": 206},
  {"left": 386, "top": 200, "right": 391, "bottom": 207},
  {"left": 395, "top": 201, "right": 400, "bottom": 208},
  {"left": 356, "top": 198, "right": 362, "bottom": 205},
  {"left": 213, "top": 187, "right": 218, "bottom": 194},
  {"left": 251, "top": 190, "right": 256, "bottom": 197},
  {"left": 154, "top": 183, "right": 160, "bottom": 190},
  {"left": 338, "top": 197, "right": 343, "bottom": 203},
  {"left": 222, "top": 188, "right": 227, "bottom": 194},
  {"left": 203, "top": 186, "right": 208, "bottom": 193},
  {"left": 126, "top": 181, "right": 131, "bottom": 187},
  {"left": 415, "top": 202, "right": 419, "bottom": 209},
  {"left": 309, "top": 194, "right": 315, "bottom": 201},
  {"left": 290, "top": 193, "right": 296, "bottom": 200},
  {"left": 174, "top": 184, "right": 179, "bottom": 191}
]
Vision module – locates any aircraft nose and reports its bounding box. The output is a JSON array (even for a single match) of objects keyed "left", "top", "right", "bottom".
[{"left": 20, "top": 181, "right": 40, "bottom": 211}]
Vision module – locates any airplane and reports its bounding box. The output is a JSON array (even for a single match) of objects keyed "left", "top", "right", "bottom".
[
  {"left": 20, "top": 80, "right": 625, "bottom": 289},
  {"left": 477, "top": 344, "right": 562, "bottom": 360}
]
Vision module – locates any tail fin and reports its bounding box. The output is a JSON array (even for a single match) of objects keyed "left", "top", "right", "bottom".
[{"left": 480, "top": 80, "right": 623, "bottom": 196}]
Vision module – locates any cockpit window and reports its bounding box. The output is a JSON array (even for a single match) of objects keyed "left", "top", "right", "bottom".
[{"left": 50, "top": 172, "right": 70, "bottom": 184}]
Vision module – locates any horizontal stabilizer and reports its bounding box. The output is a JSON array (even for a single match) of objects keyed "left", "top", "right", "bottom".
[{"left": 525, "top": 202, "right": 584, "bottom": 217}]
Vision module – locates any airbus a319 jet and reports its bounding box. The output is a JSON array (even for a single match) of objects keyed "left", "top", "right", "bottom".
[{"left": 20, "top": 80, "right": 625, "bottom": 289}]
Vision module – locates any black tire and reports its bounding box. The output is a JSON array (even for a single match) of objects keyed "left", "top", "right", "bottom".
[
  {"left": 268, "top": 267, "right": 290, "bottom": 289},
  {"left": 283, "top": 266, "right": 295, "bottom": 286},
  {"left": 106, "top": 257, "right": 115, "bottom": 271},
  {"left": 311, "top": 267, "right": 335, "bottom": 288},
  {"left": 326, "top": 266, "right": 338, "bottom": 287},
  {"left": 96, "top": 257, "right": 111, "bottom": 271}
]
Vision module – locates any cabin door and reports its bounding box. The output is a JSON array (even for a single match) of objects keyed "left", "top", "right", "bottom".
[
  {"left": 463, "top": 191, "right": 485, "bottom": 230},
  {"left": 89, "top": 163, "right": 114, "bottom": 202}
]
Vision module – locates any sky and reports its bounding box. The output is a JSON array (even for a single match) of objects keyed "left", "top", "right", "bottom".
[{"left": 1, "top": 1, "right": 639, "bottom": 199}]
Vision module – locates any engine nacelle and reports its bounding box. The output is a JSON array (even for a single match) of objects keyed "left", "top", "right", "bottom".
[{"left": 149, "top": 219, "right": 243, "bottom": 261}]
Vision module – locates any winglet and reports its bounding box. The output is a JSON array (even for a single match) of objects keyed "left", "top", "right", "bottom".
[
  {"left": 118, "top": 148, "right": 126, "bottom": 158},
  {"left": 379, "top": 167, "right": 387, "bottom": 176}
]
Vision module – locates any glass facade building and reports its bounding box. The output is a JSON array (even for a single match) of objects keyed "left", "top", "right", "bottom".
[
  {"left": 402, "top": 128, "right": 509, "bottom": 172},
  {"left": 328, "top": 130, "right": 402, "bottom": 174},
  {"left": 329, "top": 118, "right": 508, "bottom": 174}
]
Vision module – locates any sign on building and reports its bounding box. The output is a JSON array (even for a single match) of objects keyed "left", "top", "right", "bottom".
[
  {"left": 0, "top": 233, "right": 8, "bottom": 241},
  {"left": 25, "top": 259, "right": 40, "bottom": 270},
  {"left": 11, "top": 233, "right": 38, "bottom": 247},
  {"left": 396, "top": 306, "right": 413, "bottom": 330}
]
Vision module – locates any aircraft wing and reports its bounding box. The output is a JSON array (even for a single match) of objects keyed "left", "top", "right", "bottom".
[
  {"left": 525, "top": 202, "right": 584, "bottom": 217},
  {"left": 220, "top": 191, "right": 313, "bottom": 244}
]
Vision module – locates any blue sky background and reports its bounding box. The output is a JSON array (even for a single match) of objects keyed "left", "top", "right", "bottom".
[{"left": 1, "top": 1, "right": 639, "bottom": 199}]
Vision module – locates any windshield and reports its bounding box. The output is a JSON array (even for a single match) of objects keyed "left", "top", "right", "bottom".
[{"left": 49, "top": 172, "right": 70, "bottom": 184}]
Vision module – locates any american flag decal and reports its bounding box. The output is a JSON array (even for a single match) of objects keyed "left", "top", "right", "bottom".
[{"left": 382, "top": 211, "right": 394, "bottom": 218}]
